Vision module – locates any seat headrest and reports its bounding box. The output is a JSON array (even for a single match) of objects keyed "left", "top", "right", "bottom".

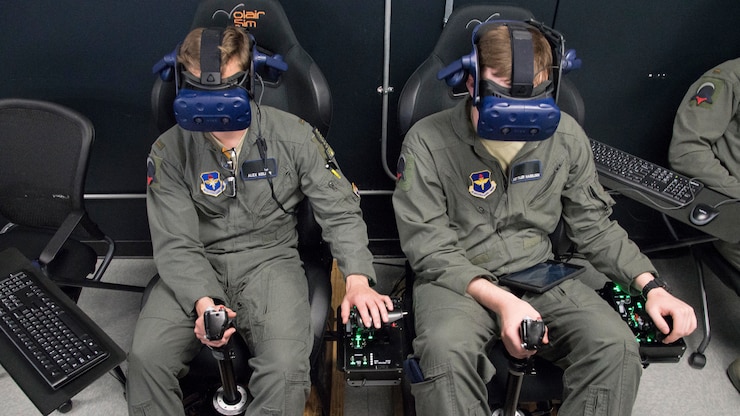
[
  {"left": 397, "top": 6, "right": 535, "bottom": 136},
  {"left": 398, "top": 5, "right": 584, "bottom": 136},
  {"left": 190, "top": 0, "right": 299, "bottom": 54},
  {"left": 432, "top": 5, "right": 535, "bottom": 68}
]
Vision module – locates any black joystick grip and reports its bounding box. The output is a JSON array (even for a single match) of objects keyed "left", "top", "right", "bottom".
[
  {"left": 520, "top": 318, "right": 545, "bottom": 350},
  {"left": 204, "top": 307, "right": 231, "bottom": 341}
]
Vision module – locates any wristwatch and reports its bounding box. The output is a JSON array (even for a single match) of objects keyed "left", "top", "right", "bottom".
[{"left": 641, "top": 277, "right": 669, "bottom": 299}]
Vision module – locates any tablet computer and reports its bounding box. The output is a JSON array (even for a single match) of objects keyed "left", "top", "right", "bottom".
[{"left": 498, "top": 260, "right": 585, "bottom": 294}]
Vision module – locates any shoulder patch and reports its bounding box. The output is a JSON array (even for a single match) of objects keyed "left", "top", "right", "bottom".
[
  {"left": 396, "top": 153, "right": 414, "bottom": 192},
  {"left": 147, "top": 155, "right": 162, "bottom": 187},
  {"left": 690, "top": 77, "right": 723, "bottom": 108}
]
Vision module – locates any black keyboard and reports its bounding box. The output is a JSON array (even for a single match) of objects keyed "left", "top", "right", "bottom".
[
  {"left": 590, "top": 139, "right": 703, "bottom": 206},
  {"left": 0, "top": 270, "right": 109, "bottom": 390}
]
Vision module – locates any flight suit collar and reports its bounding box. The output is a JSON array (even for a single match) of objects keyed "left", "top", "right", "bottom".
[{"left": 450, "top": 99, "right": 543, "bottom": 170}]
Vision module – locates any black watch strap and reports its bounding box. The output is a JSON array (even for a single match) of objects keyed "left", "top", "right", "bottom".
[{"left": 642, "top": 277, "right": 669, "bottom": 299}]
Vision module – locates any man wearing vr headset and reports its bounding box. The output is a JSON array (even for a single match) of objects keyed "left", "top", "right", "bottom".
[
  {"left": 668, "top": 57, "right": 740, "bottom": 393},
  {"left": 393, "top": 21, "right": 696, "bottom": 415},
  {"left": 127, "top": 27, "right": 393, "bottom": 416}
]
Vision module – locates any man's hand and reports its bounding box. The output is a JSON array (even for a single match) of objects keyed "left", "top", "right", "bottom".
[
  {"left": 467, "top": 277, "right": 549, "bottom": 360},
  {"left": 194, "top": 297, "right": 237, "bottom": 348},
  {"left": 634, "top": 273, "right": 697, "bottom": 344},
  {"left": 644, "top": 288, "right": 697, "bottom": 344},
  {"left": 341, "top": 274, "right": 394, "bottom": 329}
]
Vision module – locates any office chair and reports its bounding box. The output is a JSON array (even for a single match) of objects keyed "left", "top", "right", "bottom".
[
  {"left": 0, "top": 98, "right": 115, "bottom": 303},
  {"left": 146, "top": 0, "right": 335, "bottom": 413},
  {"left": 396, "top": 4, "right": 585, "bottom": 414}
]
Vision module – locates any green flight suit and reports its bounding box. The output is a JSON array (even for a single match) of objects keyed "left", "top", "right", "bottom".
[
  {"left": 127, "top": 104, "right": 376, "bottom": 416},
  {"left": 669, "top": 57, "right": 740, "bottom": 271},
  {"left": 393, "top": 99, "right": 656, "bottom": 416}
]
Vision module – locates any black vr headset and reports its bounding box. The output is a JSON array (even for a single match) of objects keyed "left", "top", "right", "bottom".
[
  {"left": 437, "top": 19, "right": 581, "bottom": 141},
  {"left": 152, "top": 27, "right": 288, "bottom": 132}
]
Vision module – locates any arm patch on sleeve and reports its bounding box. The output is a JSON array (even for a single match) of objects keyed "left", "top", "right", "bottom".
[
  {"left": 147, "top": 155, "right": 162, "bottom": 187},
  {"left": 396, "top": 153, "right": 414, "bottom": 192}
]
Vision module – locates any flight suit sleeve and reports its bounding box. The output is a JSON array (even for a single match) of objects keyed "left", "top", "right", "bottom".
[
  {"left": 392, "top": 135, "right": 493, "bottom": 296},
  {"left": 559, "top": 126, "right": 657, "bottom": 293},
  {"left": 668, "top": 71, "right": 740, "bottom": 198},
  {"left": 296, "top": 128, "right": 377, "bottom": 284},
  {"left": 146, "top": 143, "right": 226, "bottom": 315}
]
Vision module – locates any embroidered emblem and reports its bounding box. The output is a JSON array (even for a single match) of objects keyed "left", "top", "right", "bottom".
[
  {"left": 200, "top": 171, "right": 224, "bottom": 197},
  {"left": 147, "top": 156, "right": 158, "bottom": 186},
  {"left": 692, "top": 81, "right": 715, "bottom": 106},
  {"left": 469, "top": 170, "right": 496, "bottom": 198},
  {"left": 396, "top": 153, "right": 414, "bottom": 192}
]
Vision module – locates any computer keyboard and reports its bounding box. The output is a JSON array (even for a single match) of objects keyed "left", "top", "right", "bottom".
[
  {"left": 0, "top": 270, "right": 109, "bottom": 390},
  {"left": 590, "top": 139, "right": 703, "bottom": 206}
]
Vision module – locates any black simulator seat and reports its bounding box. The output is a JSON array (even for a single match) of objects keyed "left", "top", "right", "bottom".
[
  {"left": 396, "top": 4, "right": 586, "bottom": 414},
  {"left": 145, "top": 0, "right": 335, "bottom": 413},
  {"left": 0, "top": 98, "right": 115, "bottom": 303},
  {"left": 141, "top": 198, "right": 332, "bottom": 413},
  {"left": 152, "top": 0, "right": 332, "bottom": 137}
]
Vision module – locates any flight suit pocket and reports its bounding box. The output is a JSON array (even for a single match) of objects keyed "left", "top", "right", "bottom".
[
  {"left": 584, "top": 385, "right": 609, "bottom": 416},
  {"left": 250, "top": 163, "right": 300, "bottom": 219}
]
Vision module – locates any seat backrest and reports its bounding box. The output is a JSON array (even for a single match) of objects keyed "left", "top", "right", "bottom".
[
  {"left": 397, "top": 4, "right": 584, "bottom": 137},
  {"left": 152, "top": 0, "right": 332, "bottom": 136},
  {"left": 0, "top": 98, "right": 94, "bottom": 233}
]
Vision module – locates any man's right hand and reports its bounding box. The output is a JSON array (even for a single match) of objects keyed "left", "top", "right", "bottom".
[
  {"left": 193, "top": 297, "right": 237, "bottom": 348},
  {"left": 466, "top": 277, "right": 548, "bottom": 359}
]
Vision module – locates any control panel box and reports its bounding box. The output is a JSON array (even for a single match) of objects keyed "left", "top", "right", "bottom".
[
  {"left": 598, "top": 282, "right": 686, "bottom": 365},
  {"left": 337, "top": 297, "right": 408, "bottom": 386}
]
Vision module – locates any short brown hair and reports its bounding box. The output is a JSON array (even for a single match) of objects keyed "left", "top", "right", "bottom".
[
  {"left": 178, "top": 27, "right": 252, "bottom": 73},
  {"left": 477, "top": 24, "right": 552, "bottom": 86}
]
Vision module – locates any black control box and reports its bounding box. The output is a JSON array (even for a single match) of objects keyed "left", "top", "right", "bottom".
[
  {"left": 597, "top": 282, "right": 686, "bottom": 365},
  {"left": 337, "top": 297, "right": 408, "bottom": 386}
]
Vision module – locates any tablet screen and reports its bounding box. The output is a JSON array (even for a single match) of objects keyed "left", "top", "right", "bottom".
[{"left": 499, "top": 261, "right": 584, "bottom": 293}]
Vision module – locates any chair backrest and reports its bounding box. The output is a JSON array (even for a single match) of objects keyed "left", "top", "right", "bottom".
[
  {"left": 0, "top": 98, "right": 94, "bottom": 233},
  {"left": 397, "top": 5, "right": 584, "bottom": 137},
  {"left": 0, "top": 98, "right": 114, "bottom": 293},
  {"left": 151, "top": 0, "right": 333, "bottom": 136}
]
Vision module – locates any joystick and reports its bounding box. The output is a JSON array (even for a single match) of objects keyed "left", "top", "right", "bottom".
[
  {"left": 204, "top": 307, "right": 249, "bottom": 415},
  {"left": 492, "top": 318, "right": 546, "bottom": 416}
]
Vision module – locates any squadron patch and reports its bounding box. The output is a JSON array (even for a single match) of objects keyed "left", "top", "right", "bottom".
[
  {"left": 469, "top": 170, "right": 496, "bottom": 198},
  {"left": 200, "top": 171, "right": 225, "bottom": 197},
  {"left": 396, "top": 154, "right": 414, "bottom": 192},
  {"left": 147, "top": 156, "right": 160, "bottom": 187},
  {"left": 691, "top": 81, "right": 716, "bottom": 107}
]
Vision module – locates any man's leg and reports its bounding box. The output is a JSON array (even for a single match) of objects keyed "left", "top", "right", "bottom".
[
  {"left": 235, "top": 261, "right": 312, "bottom": 416},
  {"left": 410, "top": 283, "right": 498, "bottom": 416},
  {"left": 531, "top": 279, "right": 643, "bottom": 416},
  {"left": 127, "top": 280, "right": 201, "bottom": 416}
]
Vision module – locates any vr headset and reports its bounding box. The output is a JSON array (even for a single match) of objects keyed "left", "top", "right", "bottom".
[
  {"left": 437, "top": 19, "right": 581, "bottom": 141},
  {"left": 152, "top": 28, "right": 288, "bottom": 132}
]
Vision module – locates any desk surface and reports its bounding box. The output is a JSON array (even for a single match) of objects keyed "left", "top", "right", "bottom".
[
  {"left": 0, "top": 248, "right": 126, "bottom": 416},
  {"left": 597, "top": 175, "right": 740, "bottom": 244}
]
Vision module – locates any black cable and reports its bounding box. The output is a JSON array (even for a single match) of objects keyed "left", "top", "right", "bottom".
[{"left": 254, "top": 103, "right": 295, "bottom": 216}]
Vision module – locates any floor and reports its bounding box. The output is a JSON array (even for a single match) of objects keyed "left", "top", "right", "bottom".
[{"left": 1, "top": 249, "right": 739, "bottom": 416}]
